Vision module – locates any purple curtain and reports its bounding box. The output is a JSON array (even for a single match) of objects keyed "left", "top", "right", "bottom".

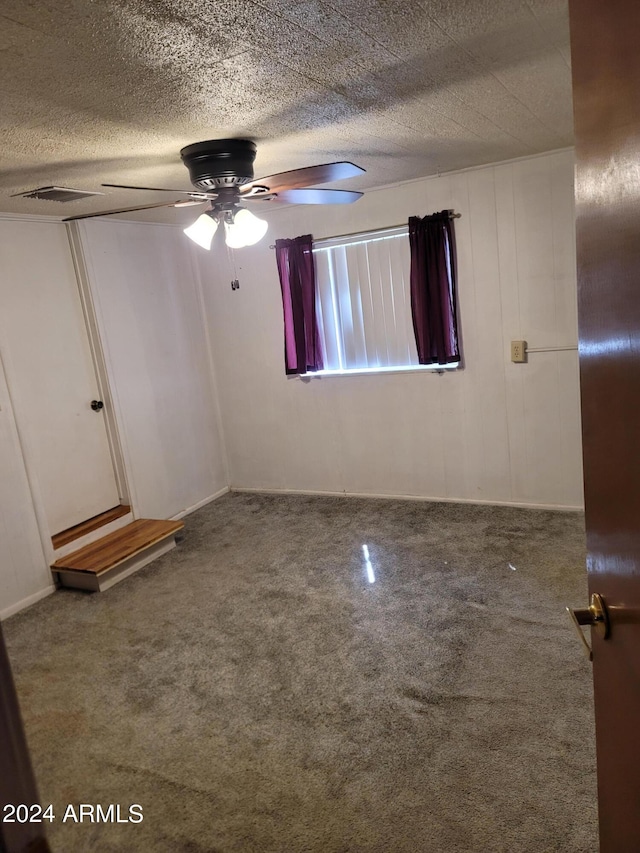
[
  {"left": 409, "top": 212, "right": 460, "bottom": 365},
  {"left": 275, "top": 234, "right": 324, "bottom": 375}
]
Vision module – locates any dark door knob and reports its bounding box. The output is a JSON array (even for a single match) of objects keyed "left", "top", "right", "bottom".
[{"left": 91, "top": 400, "right": 104, "bottom": 411}]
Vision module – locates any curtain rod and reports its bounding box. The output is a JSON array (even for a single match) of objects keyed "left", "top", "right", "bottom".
[{"left": 269, "top": 211, "right": 461, "bottom": 249}]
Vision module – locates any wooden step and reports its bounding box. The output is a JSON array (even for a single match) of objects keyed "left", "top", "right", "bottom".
[
  {"left": 51, "top": 504, "right": 131, "bottom": 549},
  {"left": 51, "top": 519, "right": 184, "bottom": 592}
]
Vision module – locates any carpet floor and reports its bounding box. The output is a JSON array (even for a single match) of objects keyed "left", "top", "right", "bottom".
[{"left": 4, "top": 493, "right": 598, "bottom": 852}]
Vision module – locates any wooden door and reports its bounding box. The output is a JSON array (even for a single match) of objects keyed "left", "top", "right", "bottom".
[
  {"left": 569, "top": 1, "right": 640, "bottom": 849},
  {"left": 0, "top": 623, "right": 51, "bottom": 852},
  {"left": 0, "top": 221, "right": 121, "bottom": 536}
]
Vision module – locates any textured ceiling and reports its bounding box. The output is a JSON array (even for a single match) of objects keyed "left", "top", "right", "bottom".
[{"left": 0, "top": 0, "right": 572, "bottom": 220}]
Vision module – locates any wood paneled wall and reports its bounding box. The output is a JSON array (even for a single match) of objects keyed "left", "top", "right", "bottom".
[
  {"left": 0, "top": 217, "right": 229, "bottom": 618},
  {"left": 199, "top": 149, "right": 583, "bottom": 509},
  {"left": 0, "top": 351, "right": 52, "bottom": 619},
  {"left": 0, "top": 149, "right": 582, "bottom": 618},
  {"left": 77, "top": 220, "right": 228, "bottom": 520}
]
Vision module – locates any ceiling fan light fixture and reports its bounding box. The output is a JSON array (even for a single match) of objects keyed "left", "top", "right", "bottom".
[
  {"left": 224, "top": 207, "right": 268, "bottom": 249},
  {"left": 183, "top": 211, "right": 218, "bottom": 250},
  {"left": 90, "top": 141, "right": 364, "bottom": 235}
]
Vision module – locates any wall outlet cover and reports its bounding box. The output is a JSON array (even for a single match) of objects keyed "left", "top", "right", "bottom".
[{"left": 511, "top": 340, "right": 527, "bottom": 363}]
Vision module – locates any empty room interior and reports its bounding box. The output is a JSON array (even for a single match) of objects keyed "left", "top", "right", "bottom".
[{"left": 1, "top": 0, "right": 624, "bottom": 851}]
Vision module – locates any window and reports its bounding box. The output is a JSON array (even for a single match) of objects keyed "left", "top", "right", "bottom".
[{"left": 312, "top": 226, "right": 459, "bottom": 375}]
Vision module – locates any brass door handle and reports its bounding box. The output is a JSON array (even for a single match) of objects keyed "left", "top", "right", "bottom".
[{"left": 566, "top": 593, "right": 610, "bottom": 661}]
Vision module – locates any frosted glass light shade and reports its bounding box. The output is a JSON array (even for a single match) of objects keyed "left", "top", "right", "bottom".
[
  {"left": 224, "top": 208, "right": 268, "bottom": 248},
  {"left": 183, "top": 213, "right": 218, "bottom": 250}
]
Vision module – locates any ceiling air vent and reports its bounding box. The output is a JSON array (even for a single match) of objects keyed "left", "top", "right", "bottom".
[{"left": 11, "top": 186, "right": 105, "bottom": 202}]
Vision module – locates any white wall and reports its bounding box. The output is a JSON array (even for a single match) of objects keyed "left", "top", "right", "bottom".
[
  {"left": 198, "top": 149, "right": 583, "bottom": 509},
  {"left": 0, "top": 217, "right": 101, "bottom": 618},
  {"left": 77, "top": 220, "right": 228, "bottom": 519},
  {"left": 0, "top": 351, "right": 53, "bottom": 620}
]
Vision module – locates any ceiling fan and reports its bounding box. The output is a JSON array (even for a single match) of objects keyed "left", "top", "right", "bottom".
[{"left": 64, "top": 139, "right": 365, "bottom": 249}]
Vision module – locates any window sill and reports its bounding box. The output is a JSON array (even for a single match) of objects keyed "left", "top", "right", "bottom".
[{"left": 297, "top": 364, "right": 460, "bottom": 379}]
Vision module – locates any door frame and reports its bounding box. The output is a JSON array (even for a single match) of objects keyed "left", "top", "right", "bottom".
[{"left": 66, "top": 221, "right": 131, "bottom": 510}]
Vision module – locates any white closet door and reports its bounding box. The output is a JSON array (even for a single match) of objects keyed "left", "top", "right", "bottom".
[{"left": 0, "top": 220, "right": 120, "bottom": 535}]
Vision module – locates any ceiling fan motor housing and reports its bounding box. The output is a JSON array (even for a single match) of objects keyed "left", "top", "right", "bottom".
[{"left": 180, "top": 139, "right": 257, "bottom": 190}]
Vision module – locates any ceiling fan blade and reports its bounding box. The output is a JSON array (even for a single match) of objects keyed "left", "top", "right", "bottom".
[
  {"left": 102, "top": 183, "right": 216, "bottom": 199},
  {"left": 173, "top": 199, "right": 208, "bottom": 207},
  {"left": 63, "top": 200, "right": 195, "bottom": 221},
  {"left": 243, "top": 162, "right": 365, "bottom": 194},
  {"left": 275, "top": 188, "right": 364, "bottom": 205}
]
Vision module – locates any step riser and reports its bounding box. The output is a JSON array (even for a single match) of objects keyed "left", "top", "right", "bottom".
[
  {"left": 51, "top": 518, "right": 184, "bottom": 594},
  {"left": 55, "top": 538, "right": 176, "bottom": 592},
  {"left": 53, "top": 513, "right": 134, "bottom": 560}
]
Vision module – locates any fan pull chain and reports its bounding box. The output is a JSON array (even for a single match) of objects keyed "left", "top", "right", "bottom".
[{"left": 227, "top": 241, "right": 240, "bottom": 291}]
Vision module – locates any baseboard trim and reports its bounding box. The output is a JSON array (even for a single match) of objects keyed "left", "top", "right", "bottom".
[
  {"left": 230, "top": 487, "right": 584, "bottom": 513},
  {"left": 1, "top": 585, "right": 56, "bottom": 621},
  {"left": 170, "top": 487, "right": 230, "bottom": 520}
]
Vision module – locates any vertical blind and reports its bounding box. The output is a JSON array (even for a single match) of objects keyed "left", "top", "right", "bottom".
[{"left": 313, "top": 227, "right": 419, "bottom": 371}]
